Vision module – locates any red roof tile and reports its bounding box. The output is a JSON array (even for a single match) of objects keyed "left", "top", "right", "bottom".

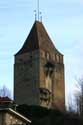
[{"left": 0, "top": 97, "right": 12, "bottom": 102}]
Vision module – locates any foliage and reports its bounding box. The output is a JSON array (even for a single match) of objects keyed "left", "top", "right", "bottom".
[
  {"left": 0, "top": 85, "right": 11, "bottom": 98},
  {"left": 17, "top": 104, "right": 83, "bottom": 125},
  {"left": 17, "top": 104, "right": 50, "bottom": 120},
  {"left": 74, "top": 77, "right": 83, "bottom": 115}
]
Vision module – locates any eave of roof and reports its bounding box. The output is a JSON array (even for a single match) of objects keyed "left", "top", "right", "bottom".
[
  {"left": 0, "top": 97, "right": 12, "bottom": 102},
  {"left": 0, "top": 108, "right": 31, "bottom": 123}
]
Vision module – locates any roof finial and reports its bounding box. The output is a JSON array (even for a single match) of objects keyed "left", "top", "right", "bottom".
[
  {"left": 34, "top": 10, "right": 37, "bottom": 21},
  {"left": 34, "top": 0, "right": 42, "bottom": 22},
  {"left": 40, "top": 12, "right": 42, "bottom": 22},
  {"left": 37, "top": 0, "right": 39, "bottom": 21}
]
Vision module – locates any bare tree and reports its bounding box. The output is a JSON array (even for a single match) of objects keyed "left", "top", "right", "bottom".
[
  {"left": 0, "top": 85, "right": 11, "bottom": 98},
  {"left": 67, "top": 93, "right": 76, "bottom": 113},
  {"left": 74, "top": 77, "right": 83, "bottom": 116}
]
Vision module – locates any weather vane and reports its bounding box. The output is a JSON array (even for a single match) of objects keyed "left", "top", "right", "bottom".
[{"left": 34, "top": 0, "right": 42, "bottom": 22}]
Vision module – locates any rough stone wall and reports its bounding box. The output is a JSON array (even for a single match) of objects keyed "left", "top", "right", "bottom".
[
  {"left": 5, "top": 112, "right": 26, "bottom": 124},
  {"left": 14, "top": 50, "right": 40, "bottom": 105},
  {"left": 39, "top": 49, "right": 65, "bottom": 110},
  {"left": 14, "top": 48, "right": 65, "bottom": 110},
  {"left": 52, "top": 63, "right": 65, "bottom": 110}
]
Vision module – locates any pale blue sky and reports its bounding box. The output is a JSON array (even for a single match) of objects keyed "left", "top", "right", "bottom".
[{"left": 0, "top": 0, "right": 83, "bottom": 105}]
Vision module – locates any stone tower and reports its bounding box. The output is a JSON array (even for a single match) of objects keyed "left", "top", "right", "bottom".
[{"left": 14, "top": 21, "right": 65, "bottom": 110}]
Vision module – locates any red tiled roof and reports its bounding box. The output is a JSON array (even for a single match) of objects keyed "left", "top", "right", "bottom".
[
  {"left": 15, "top": 21, "right": 57, "bottom": 56},
  {"left": 0, "top": 97, "right": 12, "bottom": 102}
]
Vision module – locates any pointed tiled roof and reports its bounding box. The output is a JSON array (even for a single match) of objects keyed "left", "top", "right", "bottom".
[{"left": 15, "top": 21, "right": 59, "bottom": 55}]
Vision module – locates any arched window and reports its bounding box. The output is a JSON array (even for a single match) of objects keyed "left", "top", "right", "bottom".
[
  {"left": 46, "top": 52, "right": 50, "bottom": 60},
  {"left": 56, "top": 54, "right": 59, "bottom": 63}
]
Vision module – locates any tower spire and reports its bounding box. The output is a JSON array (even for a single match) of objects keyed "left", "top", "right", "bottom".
[{"left": 37, "top": 0, "right": 39, "bottom": 21}]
